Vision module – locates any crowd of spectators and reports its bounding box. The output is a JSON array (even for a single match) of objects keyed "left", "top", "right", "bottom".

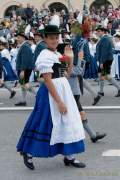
[{"left": 0, "top": 3, "right": 120, "bottom": 40}]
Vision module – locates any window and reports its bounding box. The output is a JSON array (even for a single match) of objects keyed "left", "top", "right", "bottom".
[
  {"left": 49, "top": 2, "right": 68, "bottom": 13},
  {"left": 4, "top": 5, "right": 19, "bottom": 18},
  {"left": 90, "top": 0, "right": 112, "bottom": 11}
]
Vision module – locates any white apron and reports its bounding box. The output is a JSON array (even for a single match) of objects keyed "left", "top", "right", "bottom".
[{"left": 49, "top": 77, "right": 85, "bottom": 146}]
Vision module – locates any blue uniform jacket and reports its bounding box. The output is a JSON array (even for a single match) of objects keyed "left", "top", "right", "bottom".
[
  {"left": 96, "top": 35, "right": 113, "bottom": 64},
  {"left": 16, "top": 41, "right": 34, "bottom": 71},
  {"left": 34, "top": 41, "right": 47, "bottom": 63}
]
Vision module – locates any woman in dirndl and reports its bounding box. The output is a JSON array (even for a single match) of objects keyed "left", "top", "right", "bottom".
[
  {"left": 0, "top": 53, "right": 3, "bottom": 83},
  {"left": 17, "top": 25, "right": 86, "bottom": 170},
  {"left": 87, "top": 35, "right": 98, "bottom": 79},
  {"left": 0, "top": 37, "right": 17, "bottom": 98},
  {"left": 111, "top": 33, "right": 120, "bottom": 79}
]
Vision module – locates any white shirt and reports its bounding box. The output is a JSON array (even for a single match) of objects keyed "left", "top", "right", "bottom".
[
  {"left": 89, "top": 42, "right": 97, "bottom": 57},
  {"left": 114, "top": 41, "right": 120, "bottom": 51},
  {"left": 1, "top": 48, "right": 11, "bottom": 61},
  {"left": 35, "top": 49, "right": 62, "bottom": 74},
  {"left": 31, "top": 44, "right": 36, "bottom": 53}
]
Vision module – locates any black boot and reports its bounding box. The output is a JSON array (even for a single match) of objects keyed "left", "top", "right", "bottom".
[
  {"left": 91, "top": 132, "right": 107, "bottom": 143},
  {"left": 64, "top": 158, "right": 86, "bottom": 168},
  {"left": 15, "top": 102, "right": 27, "bottom": 106},
  {"left": 10, "top": 91, "right": 16, "bottom": 99},
  {"left": 14, "top": 81, "right": 18, "bottom": 88},
  {"left": 115, "top": 90, "right": 120, "bottom": 97},
  {"left": 21, "top": 153, "right": 35, "bottom": 170},
  {"left": 98, "top": 92, "right": 104, "bottom": 96},
  {"left": 92, "top": 95, "right": 101, "bottom": 106}
]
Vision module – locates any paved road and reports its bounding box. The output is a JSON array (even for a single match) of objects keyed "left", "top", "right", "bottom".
[
  {"left": 0, "top": 81, "right": 120, "bottom": 179},
  {"left": 0, "top": 81, "right": 120, "bottom": 107},
  {"left": 0, "top": 110, "right": 120, "bottom": 180}
]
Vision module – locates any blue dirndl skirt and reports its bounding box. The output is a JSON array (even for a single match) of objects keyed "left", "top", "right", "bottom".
[
  {"left": 84, "top": 56, "right": 98, "bottom": 79},
  {"left": 17, "top": 84, "right": 85, "bottom": 157},
  {"left": 118, "top": 54, "right": 120, "bottom": 79},
  {"left": 2, "top": 57, "right": 18, "bottom": 81}
]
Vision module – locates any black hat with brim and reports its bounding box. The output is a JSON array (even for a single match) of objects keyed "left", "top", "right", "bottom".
[{"left": 44, "top": 25, "right": 61, "bottom": 35}]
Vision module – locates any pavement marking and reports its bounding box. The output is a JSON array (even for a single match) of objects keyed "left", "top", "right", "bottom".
[
  {"left": 0, "top": 103, "right": 3, "bottom": 105},
  {"left": 84, "top": 106, "right": 120, "bottom": 110},
  {"left": 0, "top": 107, "right": 33, "bottom": 111},
  {"left": 102, "top": 150, "right": 120, "bottom": 157},
  {"left": 0, "top": 106, "right": 120, "bottom": 111}
]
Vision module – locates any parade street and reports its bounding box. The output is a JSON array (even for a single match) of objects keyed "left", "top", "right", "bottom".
[
  {"left": 0, "top": 81, "right": 120, "bottom": 107},
  {"left": 0, "top": 82, "right": 120, "bottom": 180},
  {"left": 0, "top": 1, "right": 120, "bottom": 179}
]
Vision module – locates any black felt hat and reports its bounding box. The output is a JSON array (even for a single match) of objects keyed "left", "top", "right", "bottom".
[{"left": 44, "top": 25, "right": 61, "bottom": 35}]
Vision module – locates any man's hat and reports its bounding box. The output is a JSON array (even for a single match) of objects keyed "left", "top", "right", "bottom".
[
  {"left": 15, "top": 32, "right": 28, "bottom": 40},
  {"left": 95, "top": 25, "right": 109, "bottom": 32},
  {"left": 44, "top": 25, "right": 61, "bottom": 35},
  {"left": 114, "top": 32, "right": 120, "bottom": 38}
]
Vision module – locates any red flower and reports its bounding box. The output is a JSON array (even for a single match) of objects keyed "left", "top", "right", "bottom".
[{"left": 59, "top": 55, "right": 71, "bottom": 63}]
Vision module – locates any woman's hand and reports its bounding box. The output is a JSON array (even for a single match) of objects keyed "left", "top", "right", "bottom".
[
  {"left": 64, "top": 45, "right": 73, "bottom": 77},
  {"left": 78, "top": 51, "right": 84, "bottom": 60},
  {"left": 64, "top": 45, "right": 74, "bottom": 60},
  {"left": 100, "top": 64, "right": 103, "bottom": 69},
  {"left": 20, "top": 71, "right": 24, "bottom": 79},
  {"left": 57, "top": 101, "right": 67, "bottom": 114}
]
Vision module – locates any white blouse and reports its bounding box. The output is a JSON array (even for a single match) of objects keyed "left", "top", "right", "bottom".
[
  {"left": 114, "top": 42, "right": 120, "bottom": 51},
  {"left": 1, "top": 48, "right": 11, "bottom": 61},
  {"left": 89, "top": 42, "right": 97, "bottom": 57},
  {"left": 35, "top": 49, "right": 62, "bottom": 74}
]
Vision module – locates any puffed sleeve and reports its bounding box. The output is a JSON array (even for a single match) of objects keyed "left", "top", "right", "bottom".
[{"left": 35, "top": 50, "right": 54, "bottom": 74}]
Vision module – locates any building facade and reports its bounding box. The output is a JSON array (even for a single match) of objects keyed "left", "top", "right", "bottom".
[{"left": 0, "top": 0, "right": 120, "bottom": 18}]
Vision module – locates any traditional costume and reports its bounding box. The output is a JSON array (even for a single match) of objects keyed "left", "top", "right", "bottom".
[
  {"left": 1, "top": 47, "right": 18, "bottom": 81},
  {"left": 10, "top": 47, "right": 18, "bottom": 71},
  {"left": 15, "top": 33, "right": 36, "bottom": 106},
  {"left": 17, "top": 25, "right": 85, "bottom": 169},
  {"left": 0, "top": 37, "right": 16, "bottom": 98},
  {"left": 17, "top": 48, "right": 85, "bottom": 157},
  {"left": 96, "top": 26, "right": 120, "bottom": 97},
  {"left": 111, "top": 37, "right": 120, "bottom": 79},
  {"left": 86, "top": 41, "right": 98, "bottom": 79},
  {"left": 0, "top": 54, "right": 3, "bottom": 80}
]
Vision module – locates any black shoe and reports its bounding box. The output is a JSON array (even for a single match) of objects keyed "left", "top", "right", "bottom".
[
  {"left": 64, "top": 158, "right": 86, "bottom": 168},
  {"left": 14, "top": 81, "right": 18, "bottom": 88},
  {"left": 115, "top": 90, "right": 120, "bottom": 97},
  {"left": 21, "top": 153, "right": 35, "bottom": 170},
  {"left": 98, "top": 92, "right": 104, "bottom": 96},
  {"left": 15, "top": 102, "right": 27, "bottom": 106},
  {"left": 10, "top": 91, "right": 16, "bottom": 99},
  {"left": 91, "top": 132, "right": 107, "bottom": 143},
  {"left": 92, "top": 95, "right": 101, "bottom": 106}
]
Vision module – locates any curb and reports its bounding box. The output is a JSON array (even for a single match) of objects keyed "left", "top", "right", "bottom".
[{"left": 0, "top": 106, "right": 120, "bottom": 111}]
